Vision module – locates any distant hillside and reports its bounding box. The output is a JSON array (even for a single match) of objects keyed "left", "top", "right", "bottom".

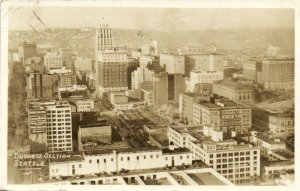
[{"left": 9, "top": 28, "right": 294, "bottom": 57}]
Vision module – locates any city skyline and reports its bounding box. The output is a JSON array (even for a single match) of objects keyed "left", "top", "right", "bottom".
[
  {"left": 8, "top": 7, "right": 294, "bottom": 31},
  {"left": 3, "top": 2, "right": 296, "bottom": 187}
]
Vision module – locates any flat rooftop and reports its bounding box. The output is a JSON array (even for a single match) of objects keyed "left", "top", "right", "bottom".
[
  {"left": 121, "top": 110, "right": 145, "bottom": 120},
  {"left": 214, "top": 80, "right": 253, "bottom": 90},
  {"left": 145, "top": 124, "right": 167, "bottom": 130},
  {"left": 162, "top": 147, "right": 190, "bottom": 154},
  {"left": 84, "top": 146, "right": 161, "bottom": 156},
  {"left": 272, "top": 149, "right": 294, "bottom": 159},
  {"left": 187, "top": 172, "right": 227, "bottom": 185},
  {"left": 143, "top": 178, "right": 171, "bottom": 185},
  {"left": 79, "top": 121, "right": 110, "bottom": 128},
  {"left": 47, "top": 167, "right": 233, "bottom": 185},
  {"left": 256, "top": 133, "right": 286, "bottom": 145},
  {"left": 171, "top": 126, "right": 203, "bottom": 134},
  {"left": 262, "top": 160, "right": 294, "bottom": 168},
  {"left": 170, "top": 126, "right": 256, "bottom": 151},
  {"left": 197, "top": 101, "right": 220, "bottom": 109},
  {"left": 150, "top": 134, "right": 169, "bottom": 147}
]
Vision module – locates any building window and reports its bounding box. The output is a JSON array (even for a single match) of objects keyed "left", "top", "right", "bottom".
[
  {"left": 104, "top": 159, "right": 106, "bottom": 163},
  {"left": 89, "top": 160, "right": 92, "bottom": 164},
  {"left": 127, "top": 157, "right": 130, "bottom": 161},
  {"left": 79, "top": 164, "right": 82, "bottom": 168},
  {"left": 97, "top": 159, "right": 99, "bottom": 164},
  {"left": 150, "top": 155, "right": 153, "bottom": 159},
  {"left": 156, "top": 154, "right": 159, "bottom": 158},
  {"left": 144, "top": 155, "right": 146, "bottom": 159},
  {"left": 137, "top": 156, "right": 139, "bottom": 160},
  {"left": 121, "top": 157, "right": 123, "bottom": 161}
]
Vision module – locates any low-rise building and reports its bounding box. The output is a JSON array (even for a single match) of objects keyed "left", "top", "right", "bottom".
[
  {"left": 188, "top": 70, "right": 224, "bottom": 92},
  {"left": 59, "top": 73, "right": 76, "bottom": 86},
  {"left": 58, "top": 85, "right": 88, "bottom": 100},
  {"left": 168, "top": 126, "right": 260, "bottom": 184},
  {"left": 268, "top": 113, "right": 294, "bottom": 137},
  {"left": 261, "top": 160, "right": 294, "bottom": 181},
  {"left": 212, "top": 80, "right": 254, "bottom": 105},
  {"left": 78, "top": 122, "right": 112, "bottom": 151},
  {"left": 109, "top": 91, "right": 145, "bottom": 111},
  {"left": 49, "top": 147, "right": 193, "bottom": 178},
  {"left": 69, "top": 96, "right": 95, "bottom": 112},
  {"left": 269, "top": 149, "right": 294, "bottom": 161},
  {"left": 192, "top": 100, "right": 252, "bottom": 133},
  {"left": 250, "top": 133, "right": 286, "bottom": 158},
  {"left": 47, "top": 167, "right": 233, "bottom": 186}
]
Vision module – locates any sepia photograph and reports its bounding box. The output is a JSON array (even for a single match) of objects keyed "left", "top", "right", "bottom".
[{"left": 0, "top": 0, "right": 298, "bottom": 190}]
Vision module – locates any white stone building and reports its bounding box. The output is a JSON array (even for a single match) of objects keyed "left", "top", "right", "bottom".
[{"left": 168, "top": 126, "right": 260, "bottom": 184}]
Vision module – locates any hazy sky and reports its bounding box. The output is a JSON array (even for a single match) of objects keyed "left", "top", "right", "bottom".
[{"left": 8, "top": 7, "right": 294, "bottom": 31}]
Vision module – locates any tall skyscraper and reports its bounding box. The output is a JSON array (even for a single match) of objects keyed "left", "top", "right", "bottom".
[
  {"left": 95, "top": 24, "right": 114, "bottom": 52},
  {"left": 185, "top": 53, "right": 224, "bottom": 75},
  {"left": 44, "top": 52, "right": 63, "bottom": 71},
  {"left": 188, "top": 70, "right": 224, "bottom": 92},
  {"left": 28, "top": 101, "right": 73, "bottom": 152},
  {"left": 258, "top": 58, "right": 294, "bottom": 90},
  {"left": 168, "top": 73, "right": 185, "bottom": 101},
  {"left": 267, "top": 45, "right": 281, "bottom": 58},
  {"left": 27, "top": 73, "right": 59, "bottom": 100},
  {"left": 95, "top": 23, "right": 129, "bottom": 96},
  {"left": 160, "top": 53, "right": 185, "bottom": 75},
  {"left": 153, "top": 72, "right": 168, "bottom": 108},
  {"left": 131, "top": 67, "right": 155, "bottom": 90},
  {"left": 18, "top": 42, "right": 37, "bottom": 63}
]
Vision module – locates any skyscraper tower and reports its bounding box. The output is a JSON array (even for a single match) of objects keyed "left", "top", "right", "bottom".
[
  {"left": 95, "top": 23, "right": 114, "bottom": 52},
  {"left": 95, "top": 23, "right": 129, "bottom": 97}
]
